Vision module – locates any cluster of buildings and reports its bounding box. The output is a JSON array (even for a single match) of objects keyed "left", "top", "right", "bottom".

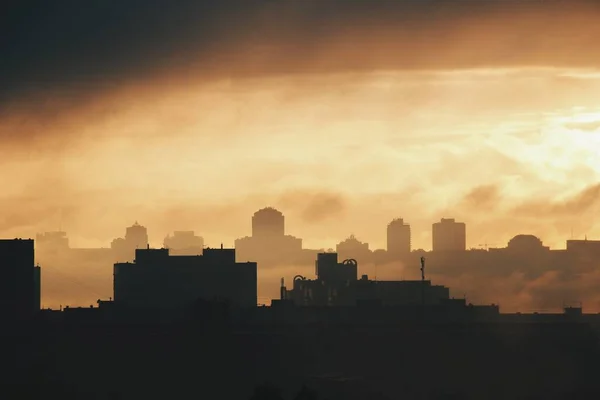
[
  {"left": 0, "top": 232, "right": 481, "bottom": 322},
  {"left": 32, "top": 208, "right": 469, "bottom": 269},
  {"left": 3, "top": 205, "right": 600, "bottom": 323},
  {"left": 0, "top": 232, "right": 592, "bottom": 325},
  {"left": 29, "top": 207, "right": 600, "bottom": 272},
  {"left": 234, "top": 209, "right": 468, "bottom": 264},
  {"left": 36, "top": 224, "right": 205, "bottom": 263}
]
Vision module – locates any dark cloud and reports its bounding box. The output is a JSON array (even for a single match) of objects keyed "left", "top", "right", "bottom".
[
  {"left": 513, "top": 183, "right": 600, "bottom": 217},
  {"left": 277, "top": 191, "right": 346, "bottom": 224},
  {"left": 300, "top": 193, "right": 346, "bottom": 223},
  {"left": 461, "top": 184, "right": 502, "bottom": 210},
  {"left": 2, "top": 0, "right": 600, "bottom": 111}
]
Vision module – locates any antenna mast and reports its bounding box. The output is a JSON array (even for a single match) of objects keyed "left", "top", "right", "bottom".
[{"left": 420, "top": 256, "right": 426, "bottom": 309}]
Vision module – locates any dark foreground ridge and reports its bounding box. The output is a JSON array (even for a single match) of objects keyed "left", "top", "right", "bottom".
[
  {"left": 3, "top": 309, "right": 600, "bottom": 400},
  {"left": 4, "top": 239, "right": 600, "bottom": 399}
]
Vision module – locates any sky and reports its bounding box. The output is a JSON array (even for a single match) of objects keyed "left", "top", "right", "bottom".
[{"left": 2, "top": 0, "right": 600, "bottom": 254}]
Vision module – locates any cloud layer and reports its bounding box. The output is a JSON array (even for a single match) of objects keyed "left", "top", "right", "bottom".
[
  {"left": 3, "top": 0, "right": 600, "bottom": 109},
  {"left": 3, "top": 1, "right": 600, "bottom": 310}
]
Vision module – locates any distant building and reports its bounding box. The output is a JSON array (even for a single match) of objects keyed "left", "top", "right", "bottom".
[
  {"left": 387, "top": 218, "right": 411, "bottom": 255},
  {"left": 253, "top": 207, "right": 284, "bottom": 238},
  {"left": 432, "top": 218, "right": 466, "bottom": 252},
  {"left": 507, "top": 234, "right": 549, "bottom": 253},
  {"left": 164, "top": 231, "right": 204, "bottom": 256},
  {"left": 114, "top": 246, "right": 257, "bottom": 310},
  {"left": 0, "top": 239, "right": 40, "bottom": 318},
  {"left": 235, "top": 207, "right": 302, "bottom": 264},
  {"left": 35, "top": 231, "right": 69, "bottom": 255},
  {"left": 125, "top": 221, "right": 149, "bottom": 249},
  {"left": 336, "top": 235, "right": 372, "bottom": 264},
  {"left": 111, "top": 222, "right": 149, "bottom": 262},
  {"left": 566, "top": 239, "right": 600, "bottom": 255}
]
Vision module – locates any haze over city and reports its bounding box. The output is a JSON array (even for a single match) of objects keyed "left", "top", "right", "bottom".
[
  {"left": 2, "top": 0, "right": 600, "bottom": 311},
  {"left": 6, "top": 2, "right": 600, "bottom": 399}
]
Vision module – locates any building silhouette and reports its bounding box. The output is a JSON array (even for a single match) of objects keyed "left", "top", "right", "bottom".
[
  {"left": 566, "top": 238, "right": 600, "bottom": 269},
  {"left": 111, "top": 221, "right": 149, "bottom": 262},
  {"left": 125, "top": 221, "right": 149, "bottom": 249},
  {"left": 432, "top": 218, "right": 466, "bottom": 252},
  {"left": 164, "top": 231, "right": 204, "bottom": 255},
  {"left": 566, "top": 238, "right": 600, "bottom": 254},
  {"left": 113, "top": 246, "right": 257, "bottom": 310},
  {"left": 336, "top": 235, "right": 372, "bottom": 264},
  {"left": 27, "top": 216, "right": 600, "bottom": 315},
  {"left": 387, "top": 218, "right": 411, "bottom": 256},
  {"left": 0, "top": 239, "right": 40, "bottom": 319},
  {"left": 280, "top": 252, "right": 450, "bottom": 307},
  {"left": 506, "top": 234, "right": 549, "bottom": 253},
  {"left": 34, "top": 263, "right": 41, "bottom": 311},
  {"left": 35, "top": 231, "right": 69, "bottom": 255},
  {"left": 235, "top": 207, "right": 303, "bottom": 264},
  {"left": 252, "top": 207, "right": 285, "bottom": 238}
]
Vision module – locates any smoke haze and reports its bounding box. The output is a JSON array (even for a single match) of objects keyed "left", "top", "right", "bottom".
[{"left": 2, "top": 0, "right": 600, "bottom": 310}]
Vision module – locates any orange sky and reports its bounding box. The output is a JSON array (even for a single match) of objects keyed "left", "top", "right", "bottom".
[
  {"left": 4, "top": 0, "right": 600, "bottom": 311},
  {"left": 1, "top": 67, "right": 599, "bottom": 252}
]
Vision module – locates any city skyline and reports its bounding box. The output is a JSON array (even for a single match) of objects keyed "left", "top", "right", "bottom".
[
  {"left": 2, "top": 2, "right": 600, "bottom": 256},
  {"left": 28, "top": 208, "right": 600, "bottom": 313},
  {"left": 4, "top": 1, "right": 600, "bottom": 398},
  {"left": 21, "top": 209, "right": 597, "bottom": 253}
]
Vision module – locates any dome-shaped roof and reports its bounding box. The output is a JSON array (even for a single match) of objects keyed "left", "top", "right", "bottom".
[{"left": 507, "top": 234, "right": 543, "bottom": 248}]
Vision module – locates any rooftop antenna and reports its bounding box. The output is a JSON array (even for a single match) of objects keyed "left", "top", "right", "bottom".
[{"left": 420, "top": 256, "right": 426, "bottom": 308}]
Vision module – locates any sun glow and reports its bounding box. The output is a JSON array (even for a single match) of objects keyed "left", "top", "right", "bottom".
[{"left": 2, "top": 67, "right": 600, "bottom": 252}]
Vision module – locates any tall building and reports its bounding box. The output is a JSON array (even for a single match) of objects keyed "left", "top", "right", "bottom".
[
  {"left": 252, "top": 207, "right": 285, "bottom": 238},
  {"left": 432, "top": 218, "right": 466, "bottom": 252},
  {"left": 125, "top": 222, "right": 149, "bottom": 249},
  {"left": 0, "top": 239, "right": 39, "bottom": 318},
  {"left": 34, "top": 264, "right": 41, "bottom": 311},
  {"left": 235, "top": 207, "right": 303, "bottom": 264},
  {"left": 112, "top": 222, "right": 149, "bottom": 262},
  {"left": 387, "top": 218, "right": 411, "bottom": 255},
  {"left": 114, "top": 247, "right": 257, "bottom": 310}
]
